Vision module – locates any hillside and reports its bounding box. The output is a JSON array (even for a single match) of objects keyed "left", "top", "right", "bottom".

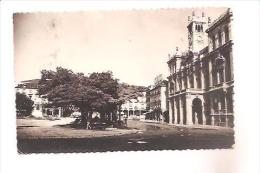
[{"left": 118, "top": 83, "right": 147, "bottom": 101}]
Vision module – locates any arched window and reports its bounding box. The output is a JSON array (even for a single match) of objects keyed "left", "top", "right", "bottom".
[{"left": 215, "top": 55, "right": 225, "bottom": 84}]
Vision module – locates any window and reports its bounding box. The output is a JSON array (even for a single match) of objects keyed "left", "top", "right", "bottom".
[
  {"left": 189, "top": 75, "right": 194, "bottom": 88},
  {"left": 218, "top": 69, "right": 224, "bottom": 84},
  {"left": 212, "top": 36, "right": 216, "bottom": 50},
  {"left": 224, "top": 27, "right": 229, "bottom": 42},
  {"left": 215, "top": 57, "right": 225, "bottom": 84},
  {"left": 218, "top": 31, "right": 222, "bottom": 47},
  {"left": 197, "top": 70, "right": 202, "bottom": 88}
]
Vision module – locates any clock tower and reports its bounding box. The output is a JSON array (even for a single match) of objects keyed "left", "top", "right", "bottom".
[{"left": 187, "top": 11, "right": 210, "bottom": 53}]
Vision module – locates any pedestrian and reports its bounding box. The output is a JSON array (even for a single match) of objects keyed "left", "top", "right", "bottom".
[{"left": 124, "top": 114, "right": 128, "bottom": 127}]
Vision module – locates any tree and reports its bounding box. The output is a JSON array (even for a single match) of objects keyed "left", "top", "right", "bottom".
[
  {"left": 39, "top": 67, "right": 119, "bottom": 128},
  {"left": 16, "top": 93, "right": 34, "bottom": 116}
]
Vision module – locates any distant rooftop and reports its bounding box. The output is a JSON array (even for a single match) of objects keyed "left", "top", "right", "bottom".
[{"left": 16, "top": 79, "right": 40, "bottom": 89}]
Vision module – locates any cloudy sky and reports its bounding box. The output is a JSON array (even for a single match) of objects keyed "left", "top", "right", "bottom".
[{"left": 14, "top": 7, "right": 227, "bottom": 86}]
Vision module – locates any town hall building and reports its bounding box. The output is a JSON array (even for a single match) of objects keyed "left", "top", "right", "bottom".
[{"left": 167, "top": 9, "right": 234, "bottom": 127}]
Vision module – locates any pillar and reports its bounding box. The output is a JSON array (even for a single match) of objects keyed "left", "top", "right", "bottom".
[
  {"left": 201, "top": 64, "right": 205, "bottom": 89},
  {"left": 187, "top": 69, "right": 190, "bottom": 89},
  {"left": 209, "top": 60, "right": 213, "bottom": 88},
  {"left": 223, "top": 59, "right": 226, "bottom": 83},
  {"left": 210, "top": 95, "right": 215, "bottom": 126},
  {"left": 58, "top": 107, "right": 62, "bottom": 118},
  {"left": 180, "top": 97, "right": 183, "bottom": 124},
  {"left": 169, "top": 100, "right": 173, "bottom": 124},
  {"left": 224, "top": 93, "right": 228, "bottom": 127},
  {"left": 218, "top": 93, "right": 222, "bottom": 125},
  {"left": 173, "top": 99, "right": 176, "bottom": 124},
  {"left": 202, "top": 104, "right": 206, "bottom": 125},
  {"left": 186, "top": 95, "right": 193, "bottom": 125},
  {"left": 181, "top": 72, "right": 184, "bottom": 91},
  {"left": 176, "top": 76, "right": 179, "bottom": 92},
  {"left": 230, "top": 49, "right": 234, "bottom": 81},
  {"left": 174, "top": 98, "right": 178, "bottom": 124},
  {"left": 194, "top": 66, "right": 197, "bottom": 89}
]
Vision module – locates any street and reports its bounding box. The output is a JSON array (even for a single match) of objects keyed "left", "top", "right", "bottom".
[{"left": 17, "top": 118, "right": 235, "bottom": 153}]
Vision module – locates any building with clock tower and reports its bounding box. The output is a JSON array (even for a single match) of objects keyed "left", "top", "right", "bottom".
[
  {"left": 166, "top": 9, "right": 234, "bottom": 128},
  {"left": 187, "top": 11, "right": 210, "bottom": 53}
]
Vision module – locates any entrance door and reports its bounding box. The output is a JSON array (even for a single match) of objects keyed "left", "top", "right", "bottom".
[{"left": 192, "top": 98, "right": 203, "bottom": 124}]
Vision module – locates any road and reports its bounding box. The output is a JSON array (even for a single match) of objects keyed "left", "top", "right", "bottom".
[{"left": 17, "top": 118, "right": 235, "bottom": 153}]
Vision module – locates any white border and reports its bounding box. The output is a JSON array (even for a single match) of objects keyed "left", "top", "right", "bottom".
[{"left": 1, "top": 1, "right": 260, "bottom": 173}]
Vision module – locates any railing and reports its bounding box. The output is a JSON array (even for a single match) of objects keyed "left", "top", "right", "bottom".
[{"left": 211, "top": 109, "right": 228, "bottom": 115}]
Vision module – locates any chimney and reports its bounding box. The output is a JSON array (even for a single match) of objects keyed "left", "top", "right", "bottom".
[
  {"left": 202, "top": 12, "right": 205, "bottom": 17},
  {"left": 188, "top": 16, "right": 191, "bottom": 22},
  {"left": 208, "top": 17, "right": 211, "bottom": 24},
  {"left": 192, "top": 11, "right": 195, "bottom": 16}
]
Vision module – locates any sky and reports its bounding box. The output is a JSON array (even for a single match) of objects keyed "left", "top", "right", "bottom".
[{"left": 14, "top": 7, "right": 227, "bottom": 86}]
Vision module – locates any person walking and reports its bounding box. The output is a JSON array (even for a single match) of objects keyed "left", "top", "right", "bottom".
[{"left": 124, "top": 114, "right": 128, "bottom": 127}]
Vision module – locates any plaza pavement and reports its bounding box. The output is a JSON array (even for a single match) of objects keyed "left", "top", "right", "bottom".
[{"left": 17, "top": 117, "right": 234, "bottom": 153}]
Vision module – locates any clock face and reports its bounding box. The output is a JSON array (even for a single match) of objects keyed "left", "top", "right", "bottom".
[{"left": 197, "top": 36, "right": 203, "bottom": 44}]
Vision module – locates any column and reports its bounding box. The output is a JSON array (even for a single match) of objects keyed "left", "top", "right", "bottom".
[
  {"left": 223, "top": 58, "right": 226, "bottom": 83},
  {"left": 168, "top": 100, "right": 173, "bottom": 124},
  {"left": 58, "top": 107, "right": 62, "bottom": 118},
  {"left": 209, "top": 60, "right": 213, "bottom": 88},
  {"left": 186, "top": 95, "right": 193, "bottom": 125},
  {"left": 181, "top": 72, "right": 184, "bottom": 91},
  {"left": 210, "top": 96, "right": 215, "bottom": 126},
  {"left": 201, "top": 64, "right": 205, "bottom": 89},
  {"left": 179, "top": 97, "right": 183, "bottom": 124},
  {"left": 224, "top": 93, "right": 228, "bottom": 127},
  {"left": 230, "top": 49, "right": 234, "bottom": 80},
  {"left": 187, "top": 69, "right": 190, "bottom": 89},
  {"left": 202, "top": 104, "right": 206, "bottom": 125},
  {"left": 176, "top": 76, "right": 179, "bottom": 91},
  {"left": 174, "top": 98, "right": 178, "bottom": 124},
  {"left": 193, "top": 66, "right": 197, "bottom": 89}
]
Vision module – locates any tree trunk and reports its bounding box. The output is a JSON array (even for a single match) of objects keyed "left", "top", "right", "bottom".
[{"left": 80, "top": 109, "right": 87, "bottom": 128}]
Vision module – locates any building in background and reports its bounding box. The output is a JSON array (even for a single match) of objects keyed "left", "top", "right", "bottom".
[
  {"left": 121, "top": 92, "right": 147, "bottom": 119},
  {"left": 15, "top": 79, "right": 63, "bottom": 118},
  {"left": 167, "top": 9, "right": 234, "bottom": 127},
  {"left": 145, "top": 75, "right": 169, "bottom": 122}
]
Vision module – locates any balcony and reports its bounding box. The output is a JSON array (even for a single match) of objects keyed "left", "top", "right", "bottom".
[{"left": 211, "top": 109, "right": 233, "bottom": 116}]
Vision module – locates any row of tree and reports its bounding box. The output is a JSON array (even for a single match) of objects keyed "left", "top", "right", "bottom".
[{"left": 38, "top": 67, "right": 122, "bottom": 127}]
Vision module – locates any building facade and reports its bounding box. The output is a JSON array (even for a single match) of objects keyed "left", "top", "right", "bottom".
[
  {"left": 167, "top": 9, "right": 234, "bottom": 127},
  {"left": 146, "top": 77, "right": 169, "bottom": 122},
  {"left": 121, "top": 92, "right": 147, "bottom": 119},
  {"left": 15, "top": 79, "right": 63, "bottom": 117}
]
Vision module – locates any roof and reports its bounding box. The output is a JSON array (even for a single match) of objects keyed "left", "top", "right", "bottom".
[
  {"left": 147, "top": 80, "right": 168, "bottom": 92},
  {"left": 206, "top": 8, "right": 232, "bottom": 33},
  {"left": 16, "top": 79, "right": 40, "bottom": 89},
  {"left": 20, "top": 79, "right": 40, "bottom": 84}
]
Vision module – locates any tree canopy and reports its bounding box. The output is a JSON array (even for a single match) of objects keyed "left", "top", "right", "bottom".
[
  {"left": 16, "top": 92, "right": 34, "bottom": 116},
  {"left": 39, "top": 67, "right": 119, "bottom": 125}
]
